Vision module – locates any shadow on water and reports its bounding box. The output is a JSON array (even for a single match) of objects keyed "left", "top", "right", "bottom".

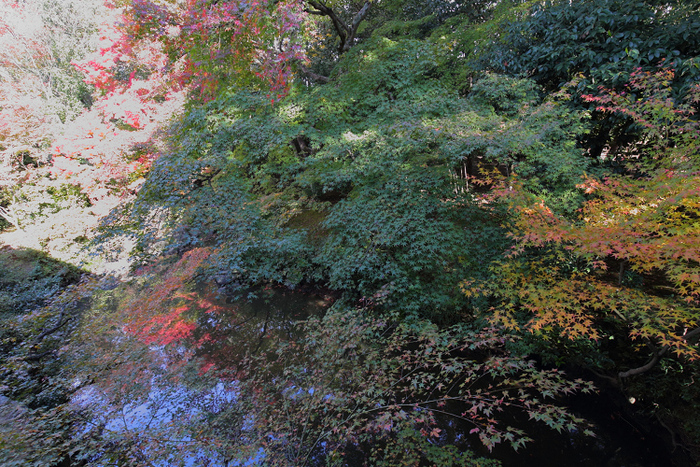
[
  {"left": 67, "top": 276, "right": 335, "bottom": 466},
  {"left": 190, "top": 284, "right": 334, "bottom": 372},
  {"left": 0, "top": 245, "right": 87, "bottom": 467},
  {"left": 173, "top": 284, "right": 683, "bottom": 466}
]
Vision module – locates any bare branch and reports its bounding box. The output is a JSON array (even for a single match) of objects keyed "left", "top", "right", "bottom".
[
  {"left": 619, "top": 346, "right": 668, "bottom": 379},
  {"left": 32, "top": 309, "right": 71, "bottom": 344}
]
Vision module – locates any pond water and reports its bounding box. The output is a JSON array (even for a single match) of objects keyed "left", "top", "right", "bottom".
[
  {"left": 71, "top": 278, "right": 679, "bottom": 466},
  {"left": 71, "top": 282, "right": 332, "bottom": 466}
]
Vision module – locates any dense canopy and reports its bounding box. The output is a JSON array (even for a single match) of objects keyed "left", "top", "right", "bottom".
[{"left": 1, "top": 0, "right": 699, "bottom": 465}]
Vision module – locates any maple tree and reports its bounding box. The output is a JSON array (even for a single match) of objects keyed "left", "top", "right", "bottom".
[
  {"left": 47, "top": 2, "right": 187, "bottom": 202},
  {"left": 0, "top": 0, "right": 99, "bottom": 164},
  {"left": 44, "top": 0, "right": 314, "bottom": 201},
  {"left": 470, "top": 69, "right": 700, "bottom": 378},
  {"left": 115, "top": 0, "right": 311, "bottom": 100}
]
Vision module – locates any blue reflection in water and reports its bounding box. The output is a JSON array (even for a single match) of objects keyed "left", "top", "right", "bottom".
[{"left": 70, "top": 284, "right": 331, "bottom": 466}]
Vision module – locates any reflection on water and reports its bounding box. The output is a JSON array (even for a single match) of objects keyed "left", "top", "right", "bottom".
[
  {"left": 191, "top": 286, "right": 332, "bottom": 374},
  {"left": 71, "top": 278, "right": 332, "bottom": 466},
  {"left": 74, "top": 379, "right": 239, "bottom": 466},
  {"left": 69, "top": 267, "right": 675, "bottom": 467}
]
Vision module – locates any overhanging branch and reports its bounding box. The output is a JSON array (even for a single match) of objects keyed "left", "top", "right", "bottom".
[
  {"left": 619, "top": 327, "right": 700, "bottom": 379},
  {"left": 296, "top": 62, "right": 329, "bottom": 83}
]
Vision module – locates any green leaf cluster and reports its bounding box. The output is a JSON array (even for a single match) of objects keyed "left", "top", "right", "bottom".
[{"left": 114, "top": 34, "right": 592, "bottom": 322}]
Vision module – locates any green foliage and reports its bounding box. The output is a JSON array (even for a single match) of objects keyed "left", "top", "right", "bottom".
[
  {"left": 369, "top": 424, "right": 502, "bottom": 467},
  {"left": 365, "top": 0, "right": 499, "bottom": 43},
  {"left": 110, "top": 33, "right": 592, "bottom": 322},
  {"left": 309, "top": 37, "right": 456, "bottom": 128},
  {"left": 468, "top": 71, "right": 700, "bottom": 376},
  {"left": 467, "top": 72, "right": 540, "bottom": 116},
  {"left": 5, "top": 0, "right": 700, "bottom": 464},
  {"left": 429, "top": 0, "right": 536, "bottom": 94},
  {"left": 431, "top": 74, "right": 591, "bottom": 215},
  {"left": 0, "top": 274, "right": 97, "bottom": 467},
  {"left": 45, "top": 183, "right": 91, "bottom": 208},
  {"left": 457, "top": 0, "right": 700, "bottom": 155},
  {"left": 315, "top": 169, "right": 473, "bottom": 318},
  {"left": 481, "top": 0, "right": 700, "bottom": 95}
]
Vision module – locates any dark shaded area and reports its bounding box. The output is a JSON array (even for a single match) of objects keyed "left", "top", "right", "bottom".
[
  {"left": 0, "top": 245, "right": 88, "bottom": 467},
  {"left": 0, "top": 245, "right": 83, "bottom": 315},
  {"left": 485, "top": 389, "right": 683, "bottom": 466}
]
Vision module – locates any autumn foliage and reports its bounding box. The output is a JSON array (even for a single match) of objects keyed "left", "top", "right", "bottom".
[
  {"left": 475, "top": 70, "right": 700, "bottom": 368},
  {"left": 3, "top": 1, "right": 700, "bottom": 465},
  {"left": 47, "top": 4, "right": 185, "bottom": 201}
]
